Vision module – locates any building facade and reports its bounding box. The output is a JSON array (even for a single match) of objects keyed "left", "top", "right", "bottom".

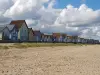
[{"left": 10, "top": 20, "right": 29, "bottom": 42}]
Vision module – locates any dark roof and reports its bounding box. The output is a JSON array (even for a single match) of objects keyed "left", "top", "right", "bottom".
[
  {"left": 33, "top": 30, "right": 40, "bottom": 33},
  {"left": 43, "top": 33, "right": 52, "bottom": 36},
  {"left": 0, "top": 24, "right": 16, "bottom": 33},
  {"left": 10, "top": 20, "right": 27, "bottom": 29},
  {"left": 6, "top": 25, "right": 15, "bottom": 31},
  {"left": 28, "top": 28, "right": 31, "bottom": 31},
  {"left": 0, "top": 24, "right": 14, "bottom": 32},
  {"left": 52, "top": 33, "right": 60, "bottom": 35},
  {"left": 28, "top": 28, "right": 34, "bottom": 34},
  {"left": 33, "top": 30, "right": 41, "bottom": 36},
  {"left": 0, "top": 25, "right": 6, "bottom": 32}
]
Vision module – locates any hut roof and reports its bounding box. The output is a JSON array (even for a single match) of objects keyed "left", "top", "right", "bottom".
[{"left": 10, "top": 20, "right": 27, "bottom": 30}]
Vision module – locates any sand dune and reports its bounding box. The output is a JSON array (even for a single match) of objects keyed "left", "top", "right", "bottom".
[{"left": 0, "top": 45, "right": 100, "bottom": 75}]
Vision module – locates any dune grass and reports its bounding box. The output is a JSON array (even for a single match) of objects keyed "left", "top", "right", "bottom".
[
  {"left": 0, "top": 43, "right": 88, "bottom": 49},
  {"left": 11, "top": 43, "right": 85, "bottom": 49},
  {"left": 0, "top": 45, "right": 9, "bottom": 49}
]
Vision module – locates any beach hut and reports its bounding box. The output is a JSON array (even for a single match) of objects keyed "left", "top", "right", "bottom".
[
  {"left": 77, "top": 37, "right": 81, "bottom": 43},
  {"left": 41, "top": 33, "right": 45, "bottom": 42},
  {"left": 28, "top": 28, "right": 34, "bottom": 42},
  {"left": 0, "top": 25, "right": 7, "bottom": 40},
  {"left": 1, "top": 25, "right": 18, "bottom": 41},
  {"left": 43, "top": 34, "right": 52, "bottom": 42},
  {"left": 79, "top": 38, "right": 84, "bottom": 43},
  {"left": 33, "top": 30, "right": 42, "bottom": 42},
  {"left": 52, "top": 33, "right": 63, "bottom": 42},
  {"left": 95, "top": 40, "right": 99, "bottom": 44},
  {"left": 62, "top": 34, "right": 67, "bottom": 43},
  {"left": 66, "top": 36, "right": 73, "bottom": 43},
  {"left": 10, "top": 20, "right": 29, "bottom": 42},
  {"left": 72, "top": 36, "right": 78, "bottom": 43}
]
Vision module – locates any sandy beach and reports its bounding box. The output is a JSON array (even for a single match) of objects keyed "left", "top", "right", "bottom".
[{"left": 0, "top": 45, "right": 100, "bottom": 75}]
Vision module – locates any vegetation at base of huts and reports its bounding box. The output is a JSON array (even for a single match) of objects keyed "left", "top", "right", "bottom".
[
  {"left": 0, "top": 45, "right": 9, "bottom": 49},
  {"left": 13, "top": 43, "right": 85, "bottom": 48},
  {"left": 0, "top": 43, "right": 95, "bottom": 49}
]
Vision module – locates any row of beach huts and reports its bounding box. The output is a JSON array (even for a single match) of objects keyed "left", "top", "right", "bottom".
[{"left": 0, "top": 20, "right": 99, "bottom": 44}]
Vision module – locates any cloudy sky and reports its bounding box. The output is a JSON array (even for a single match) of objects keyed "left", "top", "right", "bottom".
[{"left": 0, "top": 0, "right": 100, "bottom": 40}]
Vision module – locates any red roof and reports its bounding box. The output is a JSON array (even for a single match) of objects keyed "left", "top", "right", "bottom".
[
  {"left": 52, "top": 33, "right": 60, "bottom": 36},
  {"left": 10, "top": 20, "right": 27, "bottom": 29},
  {"left": 33, "top": 30, "right": 40, "bottom": 34},
  {"left": 67, "top": 36, "right": 73, "bottom": 39},
  {"left": 33, "top": 30, "right": 40, "bottom": 33}
]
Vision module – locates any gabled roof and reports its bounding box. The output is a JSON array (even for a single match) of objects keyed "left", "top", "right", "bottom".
[
  {"left": 52, "top": 33, "right": 61, "bottom": 36},
  {"left": 80, "top": 38, "right": 85, "bottom": 40},
  {"left": 10, "top": 20, "right": 27, "bottom": 30},
  {"left": 44, "top": 33, "right": 52, "bottom": 37},
  {"left": 28, "top": 28, "right": 32, "bottom": 32},
  {"left": 52, "top": 33, "right": 67, "bottom": 36},
  {"left": 33, "top": 30, "right": 40, "bottom": 33},
  {"left": 41, "top": 33, "right": 44, "bottom": 35},
  {"left": 67, "top": 36, "right": 73, "bottom": 39},
  {"left": 62, "top": 34, "right": 67, "bottom": 37},
  {"left": 28, "top": 28, "right": 34, "bottom": 34},
  {"left": 33, "top": 30, "right": 41, "bottom": 35},
  {"left": 0, "top": 24, "right": 15, "bottom": 32},
  {"left": 1, "top": 24, "right": 16, "bottom": 32},
  {"left": 0, "top": 25, "right": 6, "bottom": 32},
  {"left": 44, "top": 33, "right": 52, "bottom": 35},
  {"left": 6, "top": 25, "right": 15, "bottom": 31}
]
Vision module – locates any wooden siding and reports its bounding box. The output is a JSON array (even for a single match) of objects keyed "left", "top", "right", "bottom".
[
  {"left": 0, "top": 33, "right": 2, "bottom": 40},
  {"left": 33, "top": 31, "right": 42, "bottom": 42},
  {"left": 2, "top": 27, "right": 10, "bottom": 40},
  {"left": 10, "top": 27, "right": 18, "bottom": 41},
  {"left": 19, "top": 23, "right": 28, "bottom": 41},
  {"left": 43, "top": 35, "right": 52, "bottom": 42},
  {"left": 29, "top": 29, "right": 34, "bottom": 41}
]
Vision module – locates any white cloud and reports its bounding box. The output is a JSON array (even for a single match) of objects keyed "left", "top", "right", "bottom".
[
  {"left": 4, "top": 0, "right": 60, "bottom": 25},
  {"left": 55, "top": 4, "right": 100, "bottom": 27},
  {"left": 0, "top": 0, "right": 13, "bottom": 11},
  {"left": 0, "top": 0, "right": 13, "bottom": 24},
  {"left": 38, "top": 6, "right": 60, "bottom": 25},
  {"left": 79, "top": 27, "right": 100, "bottom": 40},
  {"left": 48, "top": 0, "right": 56, "bottom": 8},
  {"left": 4, "top": 0, "right": 49, "bottom": 20}
]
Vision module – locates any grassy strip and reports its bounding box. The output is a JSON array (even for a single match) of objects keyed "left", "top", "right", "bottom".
[
  {"left": 12, "top": 43, "right": 84, "bottom": 49},
  {"left": 0, "top": 43, "right": 90, "bottom": 49},
  {"left": 0, "top": 45, "right": 9, "bottom": 49}
]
